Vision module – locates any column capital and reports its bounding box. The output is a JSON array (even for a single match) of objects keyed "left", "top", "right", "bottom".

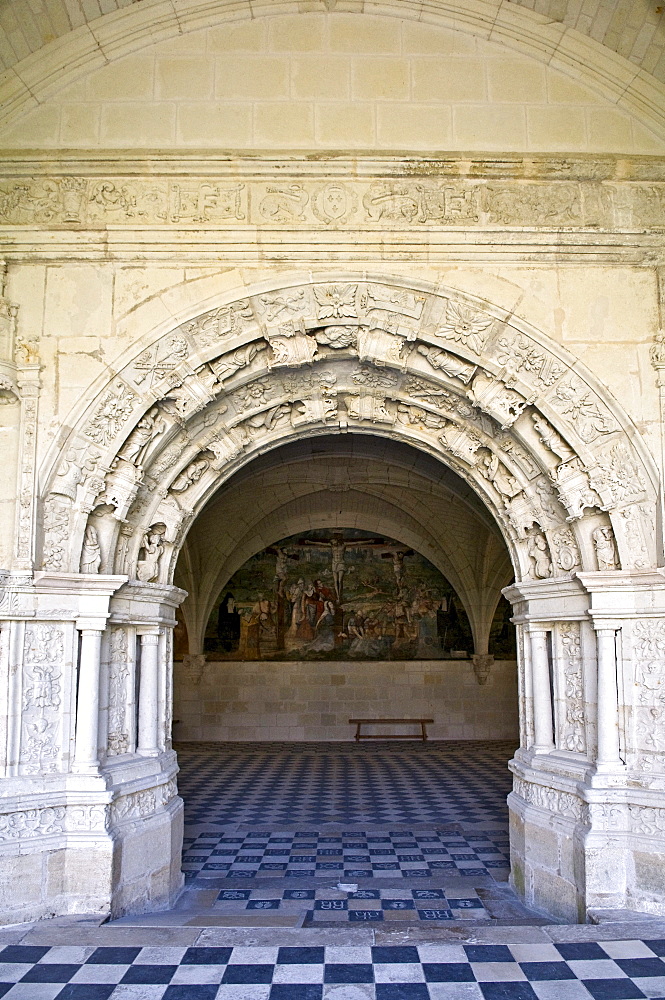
[
  {"left": 592, "top": 622, "right": 619, "bottom": 635},
  {"left": 138, "top": 630, "right": 161, "bottom": 645},
  {"left": 76, "top": 617, "right": 106, "bottom": 633}
]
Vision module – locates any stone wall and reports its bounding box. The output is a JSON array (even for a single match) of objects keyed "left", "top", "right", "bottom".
[
  {"left": 3, "top": 14, "right": 663, "bottom": 153},
  {"left": 173, "top": 658, "right": 519, "bottom": 742}
]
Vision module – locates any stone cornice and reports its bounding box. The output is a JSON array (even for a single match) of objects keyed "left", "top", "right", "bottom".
[{"left": 0, "top": 154, "right": 664, "bottom": 265}]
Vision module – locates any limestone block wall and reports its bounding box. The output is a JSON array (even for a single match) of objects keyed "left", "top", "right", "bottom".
[
  {"left": 3, "top": 13, "right": 663, "bottom": 154},
  {"left": 172, "top": 658, "right": 519, "bottom": 742}
]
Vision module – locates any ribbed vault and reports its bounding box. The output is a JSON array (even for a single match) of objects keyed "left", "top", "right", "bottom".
[{"left": 175, "top": 434, "right": 513, "bottom": 657}]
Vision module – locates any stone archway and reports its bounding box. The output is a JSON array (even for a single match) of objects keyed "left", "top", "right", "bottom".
[{"left": 2, "top": 272, "right": 664, "bottom": 924}]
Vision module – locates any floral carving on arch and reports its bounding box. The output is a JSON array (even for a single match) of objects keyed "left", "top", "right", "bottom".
[{"left": 38, "top": 275, "right": 658, "bottom": 588}]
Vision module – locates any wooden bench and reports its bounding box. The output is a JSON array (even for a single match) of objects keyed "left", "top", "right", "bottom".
[{"left": 349, "top": 718, "right": 434, "bottom": 742}]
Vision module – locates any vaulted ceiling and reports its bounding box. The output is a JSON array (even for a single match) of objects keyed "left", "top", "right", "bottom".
[{"left": 1, "top": 0, "right": 663, "bottom": 81}]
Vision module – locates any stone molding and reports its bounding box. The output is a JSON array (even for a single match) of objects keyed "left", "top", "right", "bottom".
[
  {"left": 32, "top": 275, "right": 656, "bottom": 590},
  {"left": 1, "top": 157, "right": 665, "bottom": 265}
]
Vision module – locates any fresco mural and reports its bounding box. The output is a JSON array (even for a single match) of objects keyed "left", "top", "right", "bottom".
[{"left": 204, "top": 528, "right": 478, "bottom": 661}]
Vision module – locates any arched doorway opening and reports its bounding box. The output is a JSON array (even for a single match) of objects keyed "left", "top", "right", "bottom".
[
  {"left": 172, "top": 433, "right": 518, "bottom": 743},
  {"left": 16, "top": 273, "right": 663, "bottom": 925}
]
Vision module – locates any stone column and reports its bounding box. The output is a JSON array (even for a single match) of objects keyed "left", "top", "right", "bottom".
[
  {"left": 530, "top": 627, "right": 554, "bottom": 753},
  {"left": 595, "top": 625, "right": 622, "bottom": 771},
  {"left": 137, "top": 630, "right": 160, "bottom": 756},
  {"left": 72, "top": 619, "right": 104, "bottom": 773}
]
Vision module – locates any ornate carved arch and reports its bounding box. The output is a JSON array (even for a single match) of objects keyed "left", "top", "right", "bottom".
[{"left": 39, "top": 275, "right": 659, "bottom": 591}]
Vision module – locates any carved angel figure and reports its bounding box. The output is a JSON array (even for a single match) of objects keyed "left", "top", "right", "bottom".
[
  {"left": 531, "top": 413, "right": 576, "bottom": 465},
  {"left": 527, "top": 532, "right": 552, "bottom": 579},
  {"left": 136, "top": 525, "right": 165, "bottom": 583},
  {"left": 592, "top": 525, "right": 619, "bottom": 571},
  {"left": 80, "top": 524, "right": 102, "bottom": 574}
]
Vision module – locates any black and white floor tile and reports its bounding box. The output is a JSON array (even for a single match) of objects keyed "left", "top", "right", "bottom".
[
  {"left": 175, "top": 741, "right": 515, "bottom": 827},
  {"left": 181, "top": 829, "right": 511, "bottom": 882},
  {"left": 1, "top": 940, "right": 665, "bottom": 998}
]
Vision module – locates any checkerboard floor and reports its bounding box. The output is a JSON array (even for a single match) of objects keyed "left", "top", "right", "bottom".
[
  {"left": 173, "top": 741, "right": 521, "bottom": 926},
  {"left": 175, "top": 741, "right": 515, "bottom": 827},
  {"left": 182, "top": 829, "right": 511, "bottom": 882},
  {"left": 2, "top": 940, "right": 665, "bottom": 998}
]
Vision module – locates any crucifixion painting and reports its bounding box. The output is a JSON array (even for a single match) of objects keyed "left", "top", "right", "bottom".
[{"left": 205, "top": 528, "right": 474, "bottom": 661}]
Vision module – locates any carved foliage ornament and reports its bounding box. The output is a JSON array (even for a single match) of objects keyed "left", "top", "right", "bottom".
[
  {"left": 21, "top": 625, "right": 63, "bottom": 774},
  {"left": 559, "top": 622, "right": 586, "bottom": 753}
]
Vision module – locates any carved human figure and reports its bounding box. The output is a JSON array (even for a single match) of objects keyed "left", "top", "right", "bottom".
[
  {"left": 478, "top": 450, "right": 521, "bottom": 498},
  {"left": 416, "top": 345, "right": 477, "bottom": 383},
  {"left": 396, "top": 403, "right": 446, "bottom": 430},
  {"left": 80, "top": 524, "right": 102, "bottom": 574},
  {"left": 136, "top": 526, "right": 165, "bottom": 583},
  {"left": 592, "top": 525, "right": 619, "bottom": 571},
  {"left": 117, "top": 406, "right": 164, "bottom": 466},
  {"left": 214, "top": 341, "right": 268, "bottom": 381},
  {"left": 170, "top": 458, "right": 209, "bottom": 494},
  {"left": 531, "top": 413, "right": 576, "bottom": 465},
  {"left": 527, "top": 532, "right": 552, "bottom": 579}
]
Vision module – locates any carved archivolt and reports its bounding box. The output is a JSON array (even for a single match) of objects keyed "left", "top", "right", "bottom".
[{"left": 38, "top": 277, "right": 657, "bottom": 586}]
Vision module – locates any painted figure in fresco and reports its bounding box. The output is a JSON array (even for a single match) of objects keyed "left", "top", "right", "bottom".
[
  {"left": 209, "top": 529, "right": 466, "bottom": 661},
  {"left": 287, "top": 578, "right": 306, "bottom": 636},
  {"left": 307, "top": 600, "right": 336, "bottom": 653},
  {"left": 217, "top": 592, "right": 240, "bottom": 652}
]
